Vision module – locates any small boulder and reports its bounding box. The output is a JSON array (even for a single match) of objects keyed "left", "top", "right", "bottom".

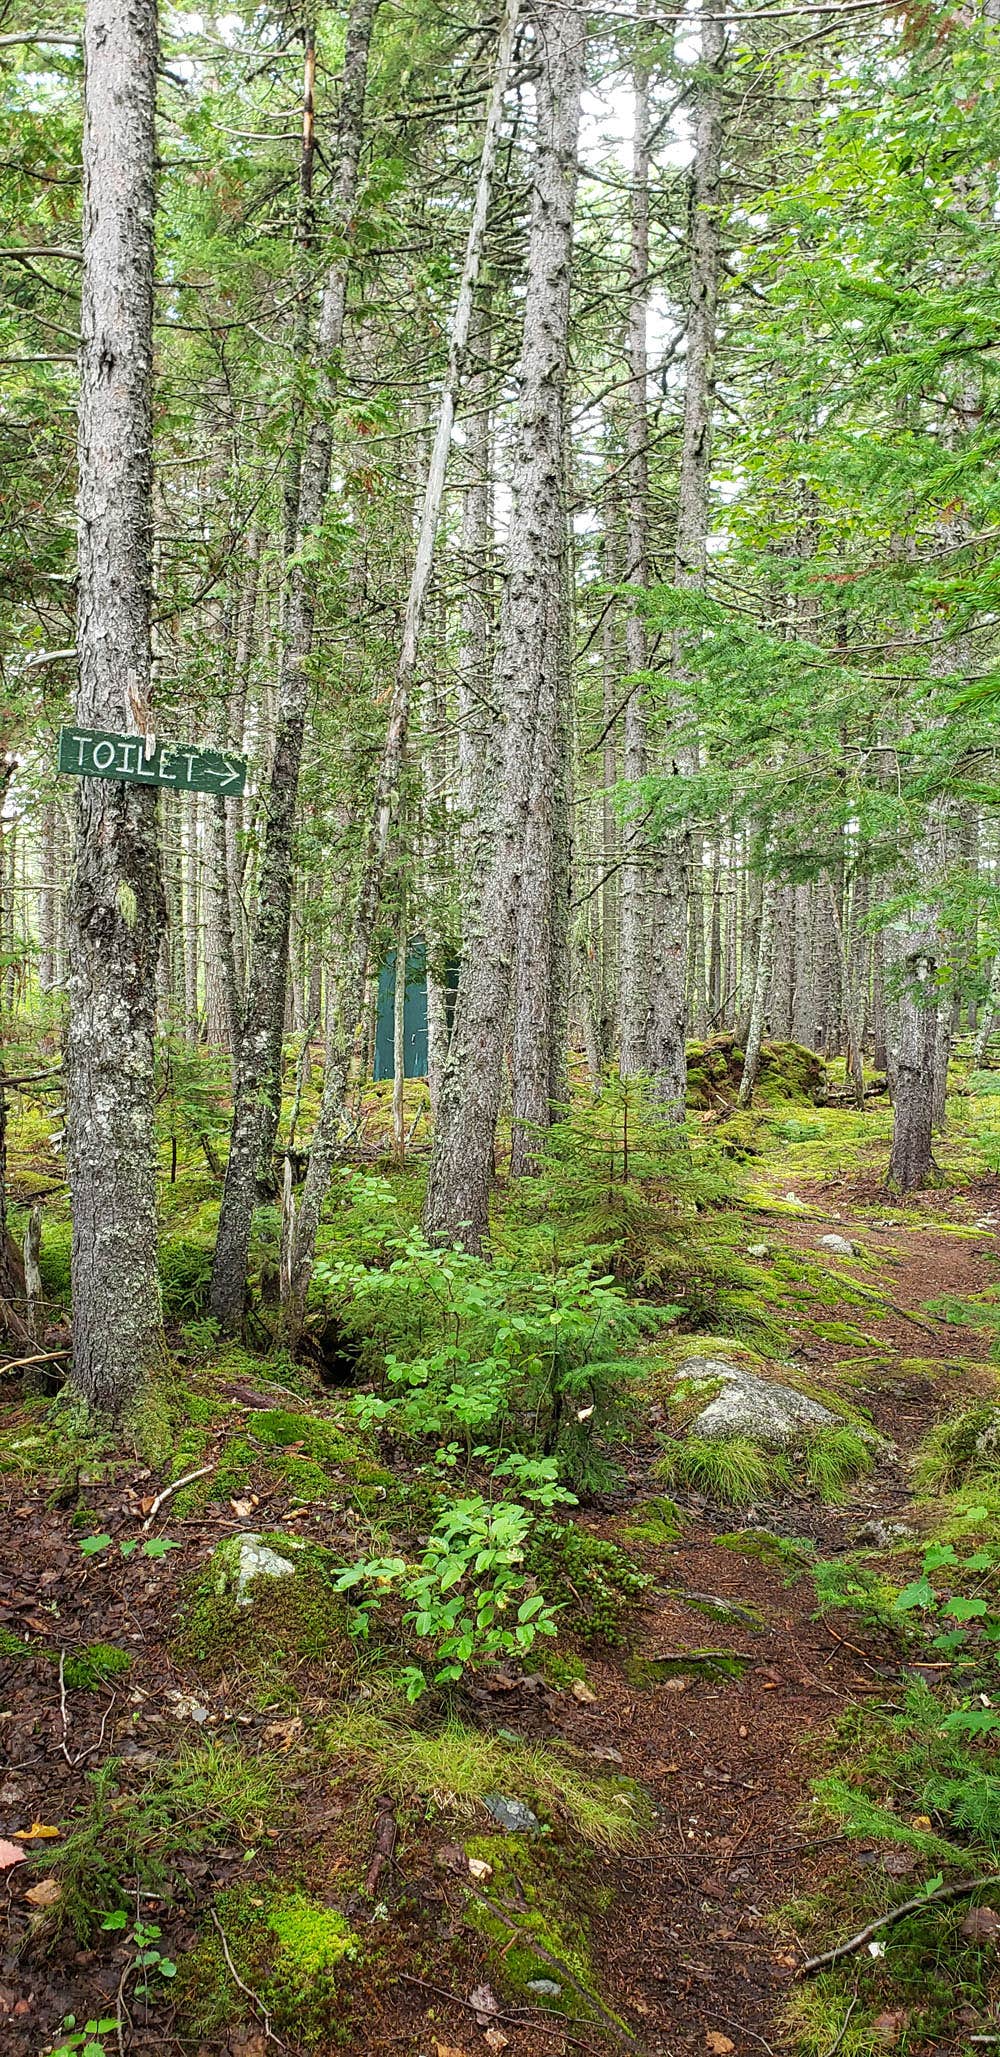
[
  {"left": 818, "top": 1233, "right": 855, "bottom": 1258},
  {"left": 746, "top": 1243, "right": 771, "bottom": 1260},
  {"left": 482, "top": 1794, "right": 539, "bottom": 1833},
  {"left": 526, "top": 1979, "right": 562, "bottom": 1998},
  {"left": 674, "top": 1353, "right": 843, "bottom": 1450},
  {"left": 214, "top": 1531, "right": 298, "bottom": 1608}
]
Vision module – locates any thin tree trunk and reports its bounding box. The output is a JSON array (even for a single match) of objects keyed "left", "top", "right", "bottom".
[
  {"left": 737, "top": 873, "right": 776, "bottom": 1108},
  {"left": 281, "top": 0, "right": 523, "bottom": 1329},
  {"left": 66, "top": 0, "right": 165, "bottom": 1415},
  {"left": 619, "top": 12, "right": 652, "bottom": 1077},
  {"left": 211, "top": 0, "right": 375, "bottom": 1331},
  {"left": 647, "top": 5, "right": 724, "bottom": 1112},
  {"left": 423, "top": 1, "right": 586, "bottom": 1254}
]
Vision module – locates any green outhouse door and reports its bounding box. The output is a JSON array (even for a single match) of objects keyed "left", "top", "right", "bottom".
[{"left": 373, "top": 942, "right": 429, "bottom": 1080}]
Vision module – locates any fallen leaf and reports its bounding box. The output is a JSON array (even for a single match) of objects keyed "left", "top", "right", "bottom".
[
  {"left": 24, "top": 1878, "right": 62, "bottom": 1908},
  {"left": 17, "top": 1825, "right": 60, "bottom": 1842},
  {"left": 706, "top": 2035, "right": 735, "bottom": 2054},
  {"left": 961, "top": 1904, "right": 1000, "bottom": 1940},
  {"left": 484, "top": 2031, "right": 508, "bottom": 2053},
  {"left": 434, "top": 2045, "right": 468, "bottom": 2057},
  {"left": 571, "top": 1680, "right": 597, "bottom": 1704},
  {"left": 468, "top": 1857, "right": 493, "bottom": 1882},
  {"left": 910, "top": 1815, "right": 932, "bottom": 1830},
  {"left": 873, "top": 2009, "right": 907, "bottom": 2046},
  {"left": 262, "top": 1717, "right": 302, "bottom": 1751},
  {"left": 230, "top": 1498, "right": 254, "bottom": 1519},
  {"left": 470, "top": 1982, "right": 499, "bottom": 2026},
  {"left": 0, "top": 1842, "right": 25, "bottom": 1869}
]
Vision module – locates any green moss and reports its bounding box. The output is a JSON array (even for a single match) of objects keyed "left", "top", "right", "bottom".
[
  {"left": 715, "top": 1527, "right": 814, "bottom": 1572},
  {"left": 462, "top": 1835, "right": 617, "bottom": 2028},
  {"left": 178, "top": 1886, "right": 359, "bottom": 2046},
  {"left": 626, "top": 1648, "right": 752, "bottom": 1687},
  {"left": 536, "top": 1650, "right": 589, "bottom": 1687},
  {"left": 173, "top": 1554, "right": 350, "bottom": 1695},
  {"left": 62, "top": 1642, "right": 133, "bottom": 1691},
  {"left": 0, "top": 1624, "right": 32, "bottom": 1657},
  {"left": 618, "top": 1494, "right": 685, "bottom": 1545},
  {"left": 525, "top": 1521, "right": 650, "bottom": 1645}
]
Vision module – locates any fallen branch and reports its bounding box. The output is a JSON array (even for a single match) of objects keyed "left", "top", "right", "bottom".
[
  {"left": 209, "top": 1907, "right": 287, "bottom": 2049},
  {"left": 364, "top": 1797, "right": 398, "bottom": 1897},
  {"left": 141, "top": 1463, "right": 215, "bottom": 1528},
  {"left": 0, "top": 1347, "right": 70, "bottom": 1377},
  {"left": 395, "top": 1972, "right": 616, "bottom": 2057},
  {"left": 798, "top": 1874, "right": 1000, "bottom": 1975}
]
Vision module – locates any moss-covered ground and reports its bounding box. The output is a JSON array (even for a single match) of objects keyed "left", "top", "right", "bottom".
[{"left": 4, "top": 1040, "right": 1000, "bottom": 2053}]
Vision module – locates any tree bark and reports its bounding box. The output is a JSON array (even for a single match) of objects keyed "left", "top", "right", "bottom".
[
  {"left": 65, "top": 0, "right": 166, "bottom": 1415},
  {"left": 737, "top": 870, "right": 775, "bottom": 1107},
  {"left": 423, "top": 0, "right": 586, "bottom": 1253},
  {"left": 619, "top": 13, "right": 652, "bottom": 1077},
  {"left": 646, "top": 6, "right": 724, "bottom": 1112},
  {"left": 280, "top": 0, "right": 524, "bottom": 1331},
  {"left": 210, "top": 0, "right": 376, "bottom": 1331}
]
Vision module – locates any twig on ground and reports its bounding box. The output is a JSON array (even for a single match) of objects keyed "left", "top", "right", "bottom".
[
  {"left": 799, "top": 1874, "right": 1000, "bottom": 1974},
  {"left": 141, "top": 1464, "right": 215, "bottom": 1527},
  {"left": 820, "top": 1994, "right": 857, "bottom": 2057},
  {"left": 58, "top": 1650, "right": 71, "bottom": 1763},
  {"left": 706, "top": 2010, "right": 775, "bottom": 2054},
  {"left": 210, "top": 1907, "right": 287, "bottom": 2048},
  {"left": 395, "top": 1972, "right": 619, "bottom": 2056},
  {"left": 364, "top": 1797, "right": 398, "bottom": 1897}
]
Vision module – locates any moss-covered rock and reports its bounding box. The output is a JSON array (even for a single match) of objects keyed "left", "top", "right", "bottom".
[
  {"left": 173, "top": 1538, "right": 351, "bottom": 1695},
  {"left": 686, "top": 1034, "right": 826, "bottom": 1110}
]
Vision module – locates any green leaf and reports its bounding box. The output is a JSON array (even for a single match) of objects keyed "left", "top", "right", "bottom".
[
  {"left": 79, "top": 1535, "right": 112, "bottom": 1557},
  {"left": 142, "top": 1538, "right": 182, "bottom": 1559}
]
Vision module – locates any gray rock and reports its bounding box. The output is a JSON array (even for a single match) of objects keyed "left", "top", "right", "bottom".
[
  {"left": 818, "top": 1233, "right": 855, "bottom": 1258},
  {"left": 853, "top": 1518, "right": 911, "bottom": 1548},
  {"left": 746, "top": 1243, "right": 770, "bottom": 1260},
  {"left": 674, "top": 1354, "right": 843, "bottom": 1450},
  {"left": 482, "top": 1794, "right": 539, "bottom": 1833},
  {"left": 217, "top": 1532, "right": 298, "bottom": 1608},
  {"left": 526, "top": 1979, "right": 562, "bottom": 1998}
]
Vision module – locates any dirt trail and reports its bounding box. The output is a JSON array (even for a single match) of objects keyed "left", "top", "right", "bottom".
[{"left": 567, "top": 1186, "right": 996, "bottom": 2056}]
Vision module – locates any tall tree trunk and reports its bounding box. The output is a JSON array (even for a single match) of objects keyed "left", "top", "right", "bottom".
[
  {"left": 211, "top": 0, "right": 376, "bottom": 1331},
  {"left": 281, "top": 0, "right": 524, "bottom": 1330},
  {"left": 646, "top": 6, "right": 724, "bottom": 1112},
  {"left": 619, "top": 14, "right": 652, "bottom": 1077},
  {"left": 66, "top": 0, "right": 165, "bottom": 1415},
  {"left": 423, "top": 0, "right": 586, "bottom": 1253}
]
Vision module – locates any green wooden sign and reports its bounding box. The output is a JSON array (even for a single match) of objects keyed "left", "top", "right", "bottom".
[{"left": 57, "top": 726, "right": 247, "bottom": 797}]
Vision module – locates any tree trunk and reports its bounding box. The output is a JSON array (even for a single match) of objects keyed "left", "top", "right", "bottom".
[
  {"left": 66, "top": 0, "right": 166, "bottom": 1416},
  {"left": 887, "top": 946, "right": 938, "bottom": 1191},
  {"left": 647, "top": 5, "right": 724, "bottom": 1112},
  {"left": 737, "top": 872, "right": 776, "bottom": 1108},
  {"left": 281, "top": 0, "right": 524, "bottom": 1329},
  {"left": 211, "top": 0, "right": 375, "bottom": 1331},
  {"left": 423, "top": 0, "right": 586, "bottom": 1252},
  {"left": 619, "top": 15, "right": 652, "bottom": 1077}
]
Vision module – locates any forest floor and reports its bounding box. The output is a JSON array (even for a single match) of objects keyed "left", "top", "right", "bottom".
[{"left": 2, "top": 1061, "right": 1000, "bottom": 2057}]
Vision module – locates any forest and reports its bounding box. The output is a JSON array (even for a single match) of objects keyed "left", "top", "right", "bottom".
[{"left": 4, "top": 0, "right": 1000, "bottom": 2051}]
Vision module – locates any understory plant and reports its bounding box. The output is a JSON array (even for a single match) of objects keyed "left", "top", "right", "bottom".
[
  {"left": 316, "top": 1175, "right": 644, "bottom": 1489},
  {"left": 334, "top": 1458, "right": 572, "bottom": 1697}
]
